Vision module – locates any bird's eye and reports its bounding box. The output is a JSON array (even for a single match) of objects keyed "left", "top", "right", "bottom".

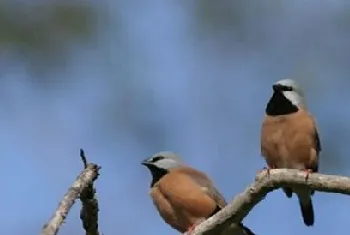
[
  {"left": 151, "top": 156, "right": 164, "bottom": 162},
  {"left": 281, "top": 86, "right": 293, "bottom": 91},
  {"left": 273, "top": 84, "right": 294, "bottom": 92}
]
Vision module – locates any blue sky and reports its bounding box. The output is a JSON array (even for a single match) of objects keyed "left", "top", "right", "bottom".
[{"left": 1, "top": 1, "right": 350, "bottom": 234}]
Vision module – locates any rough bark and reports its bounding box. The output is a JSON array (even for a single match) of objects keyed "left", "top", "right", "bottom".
[
  {"left": 189, "top": 169, "right": 350, "bottom": 235},
  {"left": 41, "top": 149, "right": 100, "bottom": 235}
]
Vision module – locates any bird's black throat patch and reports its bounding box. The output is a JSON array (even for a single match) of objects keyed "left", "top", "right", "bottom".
[
  {"left": 146, "top": 164, "right": 169, "bottom": 187},
  {"left": 209, "top": 205, "right": 222, "bottom": 217},
  {"left": 266, "top": 90, "right": 298, "bottom": 116}
]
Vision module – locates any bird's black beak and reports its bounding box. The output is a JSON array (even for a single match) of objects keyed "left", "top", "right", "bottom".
[
  {"left": 141, "top": 159, "right": 151, "bottom": 166},
  {"left": 272, "top": 84, "right": 282, "bottom": 92}
]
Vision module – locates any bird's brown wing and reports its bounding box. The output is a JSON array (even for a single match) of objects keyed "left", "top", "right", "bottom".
[
  {"left": 313, "top": 118, "right": 322, "bottom": 154},
  {"left": 311, "top": 116, "right": 321, "bottom": 173},
  {"left": 304, "top": 109, "right": 322, "bottom": 155},
  {"left": 157, "top": 167, "right": 220, "bottom": 220},
  {"left": 176, "top": 167, "right": 227, "bottom": 208},
  {"left": 287, "top": 110, "right": 320, "bottom": 172}
]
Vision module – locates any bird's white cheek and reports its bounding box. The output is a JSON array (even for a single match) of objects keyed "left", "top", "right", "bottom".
[{"left": 283, "top": 91, "right": 304, "bottom": 107}]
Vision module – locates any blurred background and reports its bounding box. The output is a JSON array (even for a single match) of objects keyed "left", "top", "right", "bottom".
[{"left": 1, "top": 1, "right": 349, "bottom": 234}]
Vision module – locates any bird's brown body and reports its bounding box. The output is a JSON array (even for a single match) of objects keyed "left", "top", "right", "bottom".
[
  {"left": 150, "top": 166, "right": 225, "bottom": 233},
  {"left": 261, "top": 108, "right": 320, "bottom": 172},
  {"left": 142, "top": 151, "right": 255, "bottom": 234},
  {"left": 261, "top": 79, "right": 321, "bottom": 226}
]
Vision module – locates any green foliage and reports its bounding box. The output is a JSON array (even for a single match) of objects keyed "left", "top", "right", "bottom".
[{"left": 0, "top": 1, "right": 99, "bottom": 73}]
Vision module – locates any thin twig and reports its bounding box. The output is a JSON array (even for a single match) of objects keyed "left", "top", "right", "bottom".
[
  {"left": 41, "top": 150, "right": 100, "bottom": 235},
  {"left": 80, "top": 149, "right": 88, "bottom": 168},
  {"left": 79, "top": 149, "right": 101, "bottom": 235},
  {"left": 190, "top": 169, "right": 350, "bottom": 235}
]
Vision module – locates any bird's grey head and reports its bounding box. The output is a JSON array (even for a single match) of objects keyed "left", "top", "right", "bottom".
[
  {"left": 141, "top": 151, "right": 184, "bottom": 187},
  {"left": 273, "top": 78, "right": 306, "bottom": 107},
  {"left": 141, "top": 151, "right": 183, "bottom": 171}
]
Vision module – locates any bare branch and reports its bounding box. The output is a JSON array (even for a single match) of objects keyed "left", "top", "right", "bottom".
[
  {"left": 80, "top": 148, "right": 88, "bottom": 168},
  {"left": 79, "top": 149, "right": 101, "bottom": 235},
  {"left": 41, "top": 150, "right": 100, "bottom": 235},
  {"left": 189, "top": 169, "right": 350, "bottom": 235}
]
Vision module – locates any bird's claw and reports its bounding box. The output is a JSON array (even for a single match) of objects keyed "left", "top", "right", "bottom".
[
  {"left": 304, "top": 169, "right": 313, "bottom": 181},
  {"left": 186, "top": 224, "right": 197, "bottom": 234},
  {"left": 261, "top": 165, "right": 275, "bottom": 176}
]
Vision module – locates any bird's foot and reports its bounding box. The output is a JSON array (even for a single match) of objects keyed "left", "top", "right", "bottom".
[
  {"left": 261, "top": 165, "right": 276, "bottom": 176},
  {"left": 304, "top": 169, "right": 313, "bottom": 181},
  {"left": 186, "top": 224, "right": 197, "bottom": 234}
]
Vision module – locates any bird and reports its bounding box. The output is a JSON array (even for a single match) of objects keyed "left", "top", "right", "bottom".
[
  {"left": 141, "top": 151, "right": 255, "bottom": 235},
  {"left": 260, "top": 78, "right": 321, "bottom": 226}
]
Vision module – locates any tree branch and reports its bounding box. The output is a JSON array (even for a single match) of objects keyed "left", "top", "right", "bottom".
[
  {"left": 190, "top": 169, "right": 350, "bottom": 235},
  {"left": 41, "top": 150, "right": 101, "bottom": 235},
  {"left": 79, "top": 149, "right": 101, "bottom": 235}
]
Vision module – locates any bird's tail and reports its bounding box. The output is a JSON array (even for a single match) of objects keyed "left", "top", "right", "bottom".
[
  {"left": 297, "top": 191, "right": 314, "bottom": 226},
  {"left": 222, "top": 223, "right": 256, "bottom": 235},
  {"left": 282, "top": 187, "right": 293, "bottom": 198},
  {"left": 240, "top": 223, "right": 256, "bottom": 235}
]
